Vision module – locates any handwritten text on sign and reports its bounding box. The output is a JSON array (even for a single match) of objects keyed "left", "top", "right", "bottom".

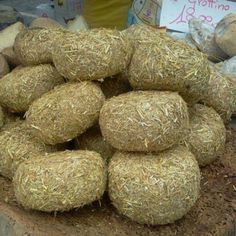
[{"left": 160, "top": 0, "right": 236, "bottom": 32}]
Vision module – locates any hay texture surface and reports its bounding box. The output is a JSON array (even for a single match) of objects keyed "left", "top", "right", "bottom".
[
  {"left": 0, "top": 121, "right": 56, "bottom": 179},
  {"left": 201, "top": 69, "right": 236, "bottom": 122},
  {"left": 0, "top": 54, "right": 9, "bottom": 78},
  {"left": 108, "top": 146, "right": 201, "bottom": 225},
  {"left": 100, "top": 76, "right": 131, "bottom": 99},
  {"left": 14, "top": 28, "right": 63, "bottom": 65},
  {"left": 26, "top": 82, "right": 105, "bottom": 145},
  {"left": 124, "top": 24, "right": 161, "bottom": 47},
  {"left": 75, "top": 126, "right": 115, "bottom": 162},
  {"left": 0, "top": 109, "right": 21, "bottom": 129},
  {"left": 1, "top": 47, "right": 21, "bottom": 66},
  {"left": 183, "top": 104, "right": 226, "bottom": 166},
  {"left": 13, "top": 150, "right": 107, "bottom": 212},
  {"left": 99, "top": 91, "right": 189, "bottom": 152},
  {"left": 127, "top": 27, "right": 210, "bottom": 104},
  {"left": 0, "top": 106, "right": 4, "bottom": 128},
  {"left": 30, "top": 17, "right": 64, "bottom": 30},
  {"left": 52, "top": 28, "right": 132, "bottom": 81},
  {"left": 0, "top": 64, "right": 64, "bottom": 112}
]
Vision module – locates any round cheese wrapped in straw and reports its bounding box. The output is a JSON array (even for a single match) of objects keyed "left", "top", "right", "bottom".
[
  {"left": 126, "top": 25, "right": 210, "bottom": 104},
  {"left": 0, "top": 121, "right": 56, "bottom": 179},
  {"left": 14, "top": 28, "right": 63, "bottom": 65},
  {"left": 184, "top": 104, "right": 226, "bottom": 166},
  {"left": 26, "top": 81, "right": 105, "bottom": 145},
  {"left": 108, "top": 146, "right": 201, "bottom": 225},
  {"left": 99, "top": 91, "right": 189, "bottom": 152},
  {"left": 0, "top": 64, "right": 64, "bottom": 112},
  {"left": 52, "top": 29, "right": 132, "bottom": 81},
  {"left": 13, "top": 150, "right": 107, "bottom": 212},
  {"left": 201, "top": 69, "right": 236, "bottom": 122}
]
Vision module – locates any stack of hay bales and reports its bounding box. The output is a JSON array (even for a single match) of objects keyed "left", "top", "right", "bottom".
[
  {"left": 125, "top": 24, "right": 210, "bottom": 104},
  {"left": 99, "top": 91, "right": 202, "bottom": 225},
  {"left": 201, "top": 68, "right": 236, "bottom": 122},
  {"left": 0, "top": 26, "right": 132, "bottom": 213},
  {"left": 0, "top": 64, "right": 64, "bottom": 112},
  {"left": 0, "top": 121, "right": 58, "bottom": 179},
  {"left": 13, "top": 150, "right": 107, "bottom": 212},
  {"left": 14, "top": 28, "right": 65, "bottom": 65},
  {"left": 0, "top": 22, "right": 234, "bottom": 225},
  {"left": 100, "top": 24, "right": 233, "bottom": 225}
]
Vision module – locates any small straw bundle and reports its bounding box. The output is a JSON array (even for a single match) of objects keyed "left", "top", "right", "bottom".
[
  {"left": 99, "top": 91, "right": 189, "bottom": 152},
  {"left": 201, "top": 68, "right": 236, "bottom": 122},
  {"left": 0, "top": 64, "right": 64, "bottom": 112},
  {"left": 14, "top": 28, "right": 64, "bottom": 65},
  {"left": 13, "top": 150, "right": 107, "bottom": 212},
  {"left": 108, "top": 146, "right": 200, "bottom": 225},
  {"left": 183, "top": 104, "right": 226, "bottom": 166},
  {"left": 26, "top": 82, "right": 105, "bottom": 145},
  {"left": 126, "top": 24, "right": 210, "bottom": 104},
  {"left": 0, "top": 121, "right": 56, "bottom": 179},
  {"left": 52, "top": 28, "right": 133, "bottom": 81}
]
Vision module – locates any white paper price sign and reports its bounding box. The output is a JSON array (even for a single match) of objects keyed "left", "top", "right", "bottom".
[{"left": 160, "top": 0, "right": 236, "bottom": 32}]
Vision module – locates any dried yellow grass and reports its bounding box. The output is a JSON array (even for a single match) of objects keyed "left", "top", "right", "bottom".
[
  {"left": 75, "top": 126, "right": 115, "bottom": 162},
  {"left": 126, "top": 25, "right": 210, "bottom": 104},
  {"left": 26, "top": 81, "right": 105, "bottom": 145},
  {"left": 0, "top": 64, "right": 64, "bottom": 112},
  {"left": 13, "top": 150, "right": 107, "bottom": 212},
  {"left": 14, "top": 28, "right": 64, "bottom": 65},
  {"left": 99, "top": 91, "right": 189, "bottom": 152},
  {"left": 1, "top": 109, "right": 21, "bottom": 129},
  {"left": 124, "top": 24, "right": 161, "bottom": 46},
  {"left": 108, "top": 146, "right": 201, "bottom": 225},
  {"left": 0, "top": 121, "right": 57, "bottom": 179},
  {"left": 201, "top": 68, "right": 236, "bottom": 122},
  {"left": 0, "top": 54, "right": 9, "bottom": 78},
  {"left": 0, "top": 106, "right": 4, "bottom": 128},
  {"left": 52, "top": 28, "right": 133, "bottom": 81},
  {"left": 1, "top": 47, "right": 21, "bottom": 66},
  {"left": 30, "top": 17, "right": 64, "bottom": 30},
  {"left": 183, "top": 104, "right": 226, "bottom": 166},
  {"left": 100, "top": 76, "right": 131, "bottom": 99}
]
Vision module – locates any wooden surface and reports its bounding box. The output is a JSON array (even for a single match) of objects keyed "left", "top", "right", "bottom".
[{"left": 0, "top": 127, "right": 235, "bottom": 236}]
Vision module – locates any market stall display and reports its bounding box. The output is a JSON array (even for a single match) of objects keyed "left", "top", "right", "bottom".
[{"left": 0, "top": 9, "right": 235, "bottom": 234}]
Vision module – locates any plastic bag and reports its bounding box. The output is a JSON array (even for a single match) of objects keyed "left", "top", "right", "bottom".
[
  {"left": 54, "top": 0, "right": 83, "bottom": 25},
  {"left": 189, "top": 18, "right": 228, "bottom": 62},
  {"left": 220, "top": 56, "right": 236, "bottom": 79}
]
